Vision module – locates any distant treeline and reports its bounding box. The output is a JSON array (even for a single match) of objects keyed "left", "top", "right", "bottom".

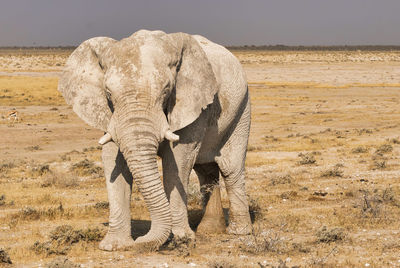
[
  {"left": 226, "top": 45, "right": 400, "bottom": 51},
  {"left": 1, "top": 45, "right": 400, "bottom": 51},
  {"left": 0, "top": 46, "right": 76, "bottom": 50}
]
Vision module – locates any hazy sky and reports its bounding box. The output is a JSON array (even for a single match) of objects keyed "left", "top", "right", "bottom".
[{"left": 1, "top": 0, "right": 400, "bottom": 46}]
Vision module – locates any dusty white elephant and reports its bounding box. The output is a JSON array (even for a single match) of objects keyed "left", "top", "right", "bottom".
[{"left": 58, "top": 30, "right": 252, "bottom": 251}]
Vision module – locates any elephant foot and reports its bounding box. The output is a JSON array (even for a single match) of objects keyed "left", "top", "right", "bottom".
[
  {"left": 227, "top": 214, "right": 252, "bottom": 235},
  {"left": 172, "top": 226, "right": 195, "bottom": 240},
  {"left": 166, "top": 229, "right": 195, "bottom": 255},
  {"left": 99, "top": 233, "right": 135, "bottom": 251}
]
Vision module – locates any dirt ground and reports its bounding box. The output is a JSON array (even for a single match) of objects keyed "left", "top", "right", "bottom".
[{"left": 1, "top": 48, "right": 400, "bottom": 267}]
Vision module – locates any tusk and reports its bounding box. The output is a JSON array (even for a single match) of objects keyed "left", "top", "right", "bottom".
[
  {"left": 164, "top": 130, "right": 179, "bottom": 142},
  {"left": 98, "top": 132, "right": 112, "bottom": 145}
]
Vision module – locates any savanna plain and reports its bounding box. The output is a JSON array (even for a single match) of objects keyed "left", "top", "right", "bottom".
[{"left": 1, "top": 48, "right": 400, "bottom": 267}]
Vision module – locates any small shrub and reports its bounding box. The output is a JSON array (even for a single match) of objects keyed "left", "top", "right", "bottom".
[
  {"left": 280, "top": 191, "right": 298, "bottom": 200},
  {"left": 30, "top": 164, "right": 50, "bottom": 178},
  {"left": 375, "top": 144, "right": 393, "bottom": 154},
  {"left": 390, "top": 138, "right": 400, "bottom": 144},
  {"left": 13, "top": 203, "right": 68, "bottom": 221},
  {"left": 372, "top": 160, "right": 386, "bottom": 170},
  {"left": 26, "top": 145, "right": 42, "bottom": 151},
  {"left": 0, "top": 195, "right": 5, "bottom": 206},
  {"left": 359, "top": 188, "right": 400, "bottom": 216},
  {"left": 207, "top": 258, "right": 236, "bottom": 268},
  {"left": 270, "top": 174, "right": 292, "bottom": 185},
  {"left": 248, "top": 197, "right": 262, "bottom": 221},
  {"left": 351, "top": 146, "right": 368, "bottom": 154},
  {"left": 321, "top": 165, "right": 343, "bottom": 177},
  {"left": 358, "top": 190, "right": 383, "bottom": 218},
  {"left": 32, "top": 225, "right": 105, "bottom": 256},
  {"left": 0, "top": 162, "right": 15, "bottom": 173},
  {"left": 357, "top": 128, "right": 373, "bottom": 135},
  {"left": 298, "top": 153, "right": 316, "bottom": 165},
  {"left": 316, "top": 226, "right": 345, "bottom": 243},
  {"left": 46, "top": 257, "right": 80, "bottom": 268},
  {"left": 94, "top": 201, "right": 109, "bottom": 209},
  {"left": 0, "top": 248, "right": 12, "bottom": 264},
  {"left": 70, "top": 159, "right": 102, "bottom": 177},
  {"left": 242, "top": 224, "right": 290, "bottom": 254}
]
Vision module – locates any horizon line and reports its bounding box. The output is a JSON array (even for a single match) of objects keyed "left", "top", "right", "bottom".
[{"left": 1, "top": 44, "right": 400, "bottom": 51}]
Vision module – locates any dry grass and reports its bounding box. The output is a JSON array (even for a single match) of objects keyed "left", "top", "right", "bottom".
[
  {"left": 0, "top": 75, "right": 64, "bottom": 106},
  {"left": 1, "top": 49, "right": 400, "bottom": 267},
  {"left": 32, "top": 225, "right": 105, "bottom": 256}
]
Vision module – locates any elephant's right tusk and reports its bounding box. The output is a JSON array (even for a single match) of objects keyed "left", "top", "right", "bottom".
[
  {"left": 164, "top": 130, "right": 179, "bottom": 142},
  {"left": 98, "top": 132, "right": 112, "bottom": 145}
]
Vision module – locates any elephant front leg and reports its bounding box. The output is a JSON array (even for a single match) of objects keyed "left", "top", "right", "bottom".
[
  {"left": 162, "top": 144, "right": 196, "bottom": 240},
  {"left": 99, "top": 141, "right": 135, "bottom": 251}
]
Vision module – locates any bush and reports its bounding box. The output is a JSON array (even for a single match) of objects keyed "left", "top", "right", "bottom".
[
  {"left": 0, "top": 249, "right": 12, "bottom": 264},
  {"left": 70, "top": 159, "right": 102, "bottom": 177},
  {"left": 0, "top": 195, "right": 5, "bottom": 206},
  {"left": 13, "top": 203, "right": 68, "bottom": 221},
  {"left": 321, "top": 165, "right": 343, "bottom": 177},
  {"left": 94, "top": 201, "right": 109, "bottom": 209},
  {"left": 32, "top": 225, "right": 105, "bottom": 256},
  {"left": 351, "top": 146, "right": 368, "bottom": 154},
  {"left": 316, "top": 226, "right": 345, "bottom": 243},
  {"left": 270, "top": 174, "right": 292, "bottom": 185},
  {"left": 375, "top": 144, "right": 393, "bottom": 154},
  {"left": 372, "top": 160, "right": 386, "bottom": 170},
  {"left": 248, "top": 196, "right": 263, "bottom": 221},
  {"left": 46, "top": 257, "right": 80, "bottom": 268},
  {"left": 298, "top": 153, "right": 316, "bottom": 165}
]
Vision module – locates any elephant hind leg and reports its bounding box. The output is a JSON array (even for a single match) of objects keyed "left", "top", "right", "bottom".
[
  {"left": 215, "top": 99, "right": 252, "bottom": 235},
  {"left": 194, "top": 162, "right": 226, "bottom": 234}
]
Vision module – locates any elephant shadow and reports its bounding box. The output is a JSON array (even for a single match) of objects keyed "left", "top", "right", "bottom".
[
  {"left": 128, "top": 210, "right": 227, "bottom": 239},
  {"left": 130, "top": 219, "right": 151, "bottom": 239},
  {"left": 188, "top": 207, "right": 256, "bottom": 231},
  {"left": 129, "top": 206, "right": 256, "bottom": 238}
]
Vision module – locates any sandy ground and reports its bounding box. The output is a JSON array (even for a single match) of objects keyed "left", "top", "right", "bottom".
[{"left": 1, "top": 49, "right": 400, "bottom": 267}]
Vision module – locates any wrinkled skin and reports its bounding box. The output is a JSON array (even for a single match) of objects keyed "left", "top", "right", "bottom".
[{"left": 58, "top": 30, "right": 252, "bottom": 251}]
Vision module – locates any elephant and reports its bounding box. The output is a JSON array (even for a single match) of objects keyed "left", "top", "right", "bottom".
[{"left": 58, "top": 30, "right": 252, "bottom": 251}]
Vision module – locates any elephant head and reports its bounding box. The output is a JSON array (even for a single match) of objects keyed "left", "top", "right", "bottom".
[{"left": 58, "top": 30, "right": 218, "bottom": 248}]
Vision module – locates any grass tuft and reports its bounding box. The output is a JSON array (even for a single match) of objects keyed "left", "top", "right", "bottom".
[
  {"left": 298, "top": 152, "right": 317, "bottom": 165},
  {"left": 316, "top": 226, "right": 345, "bottom": 243},
  {"left": 0, "top": 248, "right": 12, "bottom": 264},
  {"left": 70, "top": 159, "right": 102, "bottom": 177},
  {"left": 32, "top": 225, "right": 105, "bottom": 256}
]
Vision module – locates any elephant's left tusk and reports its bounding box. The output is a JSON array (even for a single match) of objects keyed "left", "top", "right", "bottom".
[{"left": 98, "top": 132, "right": 112, "bottom": 145}]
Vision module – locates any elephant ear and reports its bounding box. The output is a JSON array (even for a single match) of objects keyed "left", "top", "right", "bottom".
[
  {"left": 166, "top": 33, "right": 219, "bottom": 132},
  {"left": 58, "top": 37, "right": 116, "bottom": 131}
]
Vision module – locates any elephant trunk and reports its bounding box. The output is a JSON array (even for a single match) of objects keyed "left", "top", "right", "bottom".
[{"left": 116, "top": 107, "right": 172, "bottom": 249}]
